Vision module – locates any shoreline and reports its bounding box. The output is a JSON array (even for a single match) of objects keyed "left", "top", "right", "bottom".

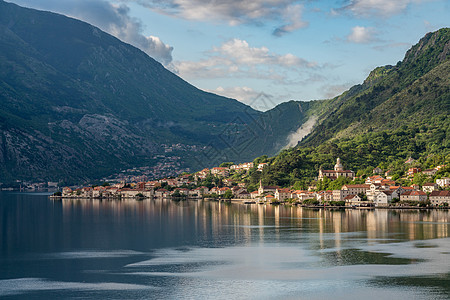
[{"left": 48, "top": 195, "right": 450, "bottom": 210}]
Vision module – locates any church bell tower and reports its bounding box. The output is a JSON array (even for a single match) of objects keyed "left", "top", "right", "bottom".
[{"left": 334, "top": 158, "right": 344, "bottom": 171}]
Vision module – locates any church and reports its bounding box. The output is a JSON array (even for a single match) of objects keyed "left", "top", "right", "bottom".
[
  {"left": 318, "top": 158, "right": 354, "bottom": 181},
  {"left": 258, "top": 180, "right": 279, "bottom": 196}
]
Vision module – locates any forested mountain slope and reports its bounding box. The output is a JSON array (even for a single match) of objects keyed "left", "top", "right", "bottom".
[
  {"left": 0, "top": 1, "right": 313, "bottom": 183},
  {"left": 254, "top": 28, "right": 450, "bottom": 188}
]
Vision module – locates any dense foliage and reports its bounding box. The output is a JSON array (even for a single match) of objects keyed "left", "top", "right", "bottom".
[
  {"left": 242, "top": 28, "right": 450, "bottom": 189},
  {"left": 0, "top": 1, "right": 316, "bottom": 183}
]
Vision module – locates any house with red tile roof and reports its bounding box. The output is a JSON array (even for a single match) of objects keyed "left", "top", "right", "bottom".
[
  {"left": 365, "top": 175, "right": 384, "bottom": 184},
  {"left": 429, "top": 191, "right": 450, "bottom": 206},
  {"left": 400, "top": 190, "right": 427, "bottom": 202},
  {"left": 344, "top": 194, "right": 361, "bottom": 206},
  {"left": 422, "top": 183, "right": 438, "bottom": 193},
  {"left": 211, "top": 167, "right": 229, "bottom": 177},
  {"left": 407, "top": 168, "right": 421, "bottom": 177},
  {"left": 374, "top": 191, "right": 393, "bottom": 207},
  {"left": 422, "top": 169, "right": 438, "bottom": 176},
  {"left": 275, "top": 188, "right": 292, "bottom": 201},
  {"left": 264, "top": 194, "right": 275, "bottom": 202}
]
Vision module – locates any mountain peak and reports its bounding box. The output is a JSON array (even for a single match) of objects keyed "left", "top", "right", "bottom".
[
  {"left": 403, "top": 28, "right": 450, "bottom": 66},
  {"left": 299, "top": 28, "right": 450, "bottom": 148},
  {"left": 0, "top": 1, "right": 312, "bottom": 183}
]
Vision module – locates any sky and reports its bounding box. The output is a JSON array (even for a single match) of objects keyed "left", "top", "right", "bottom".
[{"left": 8, "top": 0, "right": 450, "bottom": 111}]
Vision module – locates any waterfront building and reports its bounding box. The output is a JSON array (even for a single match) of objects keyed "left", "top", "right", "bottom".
[
  {"left": 429, "top": 191, "right": 450, "bottom": 206},
  {"left": 258, "top": 180, "right": 279, "bottom": 196},
  {"left": 374, "top": 191, "right": 393, "bottom": 207},
  {"left": 344, "top": 194, "right": 361, "bottom": 206},
  {"left": 400, "top": 190, "right": 427, "bottom": 202},
  {"left": 275, "top": 188, "right": 292, "bottom": 201}
]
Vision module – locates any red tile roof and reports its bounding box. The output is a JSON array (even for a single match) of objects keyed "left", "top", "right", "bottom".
[
  {"left": 402, "top": 190, "right": 427, "bottom": 196},
  {"left": 430, "top": 191, "right": 450, "bottom": 197},
  {"left": 342, "top": 184, "right": 370, "bottom": 189}
]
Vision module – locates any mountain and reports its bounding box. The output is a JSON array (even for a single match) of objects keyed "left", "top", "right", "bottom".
[
  {"left": 252, "top": 28, "right": 450, "bottom": 188},
  {"left": 0, "top": 1, "right": 313, "bottom": 184},
  {"left": 301, "top": 28, "right": 450, "bottom": 147}
]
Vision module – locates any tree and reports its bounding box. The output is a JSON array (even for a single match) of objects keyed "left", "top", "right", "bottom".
[
  {"left": 220, "top": 162, "right": 234, "bottom": 168},
  {"left": 253, "top": 155, "right": 268, "bottom": 165},
  {"left": 391, "top": 174, "right": 400, "bottom": 181},
  {"left": 358, "top": 193, "right": 368, "bottom": 201},
  {"left": 316, "top": 176, "right": 331, "bottom": 191},
  {"left": 223, "top": 189, "right": 233, "bottom": 199},
  {"left": 247, "top": 183, "right": 257, "bottom": 193},
  {"left": 328, "top": 176, "right": 351, "bottom": 190},
  {"left": 172, "top": 190, "right": 182, "bottom": 198},
  {"left": 412, "top": 173, "right": 429, "bottom": 186},
  {"left": 292, "top": 181, "right": 303, "bottom": 190}
]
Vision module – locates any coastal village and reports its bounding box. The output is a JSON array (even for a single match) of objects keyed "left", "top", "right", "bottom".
[{"left": 57, "top": 158, "right": 450, "bottom": 208}]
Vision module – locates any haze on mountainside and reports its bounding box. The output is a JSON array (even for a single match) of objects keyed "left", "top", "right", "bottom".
[
  {"left": 0, "top": 0, "right": 312, "bottom": 183},
  {"left": 260, "top": 28, "right": 449, "bottom": 189}
]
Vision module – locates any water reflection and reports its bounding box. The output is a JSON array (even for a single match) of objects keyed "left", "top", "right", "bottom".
[
  {"left": 55, "top": 199, "right": 450, "bottom": 252},
  {"left": 1, "top": 193, "right": 449, "bottom": 299}
]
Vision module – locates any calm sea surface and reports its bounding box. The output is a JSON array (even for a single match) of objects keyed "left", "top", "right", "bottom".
[{"left": 1, "top": 192, "right": 449, "bottom": 299}]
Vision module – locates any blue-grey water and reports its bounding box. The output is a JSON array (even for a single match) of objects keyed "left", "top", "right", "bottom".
[{"left": 1, "top": 192, "right": 449, "bottom": 299}]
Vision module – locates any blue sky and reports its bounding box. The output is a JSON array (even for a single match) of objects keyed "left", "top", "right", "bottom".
[{"left": 8, "top": 0, "right": 450, "bottom": 110}]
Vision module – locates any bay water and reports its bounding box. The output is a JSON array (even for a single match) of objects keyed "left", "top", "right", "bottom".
[{"left": 1, "top": 192, "right": 449, "bottom": 299}]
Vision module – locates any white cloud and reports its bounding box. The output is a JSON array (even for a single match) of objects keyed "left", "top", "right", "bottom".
[
  {"left": 210, "top": 86, "right": 281, "bottom": 111},
  {"left": 210, "top": 86, "right": 261, "bottom": 104},
  {"left": 9, "top": 0, "right": 173, "bottom": 65},
  {"left": 130, "top": 0, "right": 308, "bottom": 34},
  {"left": 347, "top": 26, "right": 376, "bottom": 43},
  {"left": 342, "top": 0, "right": 424, "bottom": 17},
  {"left": 216, "top": 39, "right": 314, "bottom": 67},
  {"left": 174, "top": 38, "right": 317, "bottom": 81},
  {"left": 273, "top": 4, "right": 308, "bottom": 36}
]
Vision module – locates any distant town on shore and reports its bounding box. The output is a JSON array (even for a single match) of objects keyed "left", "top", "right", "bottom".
[{"left": 53, "top": 157, "right": 450, "bottom": 208}]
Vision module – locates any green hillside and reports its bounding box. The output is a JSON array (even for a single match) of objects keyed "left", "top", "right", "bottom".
[
  {"left": 0, "top": 1, "right": 312, "bottom": 183},
  {"left": 251, "top": 28, "right": 450, "bottom": 188},
  {"left": 303, "top": 28, "right": 449, "bottom": 146}
]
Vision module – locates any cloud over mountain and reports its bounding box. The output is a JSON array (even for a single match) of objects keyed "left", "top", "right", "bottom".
[{"left": 174, "top": 38, "right": 317, "bottom": 81}]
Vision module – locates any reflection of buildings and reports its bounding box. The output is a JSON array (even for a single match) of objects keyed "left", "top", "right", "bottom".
[
  {"left": 374, "top": 210, "right": 388, "bottom": 235},
  {"left": 274, "top": 206, "right": 280, "bottom": 241},
  {"left": 258, "top": 205, "right": 265, "bottom": 242},
  {"left": 58, "top": 199, "right": 450, "bottom": 251},
  {"left": 333, "top": 211, "right": 342, "bottom": 249}
]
